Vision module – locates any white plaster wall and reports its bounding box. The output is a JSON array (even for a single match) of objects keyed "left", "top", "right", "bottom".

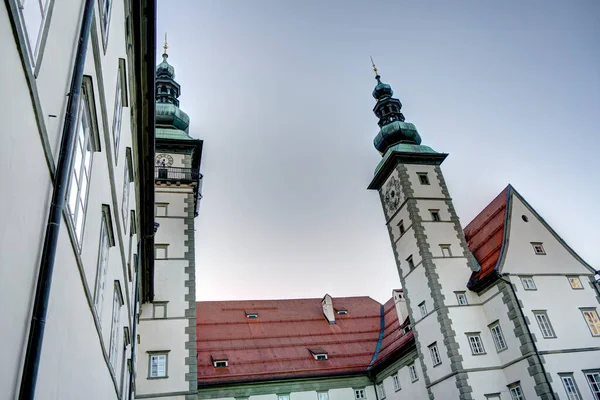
[
  {"left": 480, "top": 291, "right": 522, "bottom": 364},
  {"left": 404, "top": 267, "right": 430, "bottom": 321},
  {"left": 137, "top": 319, "right": 189, "bottom": 395},
  {"left": 140, "top": 260, "right": 189, "bottom": 319},
  {"left": 404, "top": 165, "right": 441, "bottom": 198},
  {"left": 503, "top": 195, "right": 592, "bottom": 276},
  {"left": 379, "top": 360, "right": 428, "bottom": 400},
  {"left": 387, "top": 205, "right": 410, "bottom": 243},
  {"left": 429, "top": 374, "right": 460, "bottom": 400},
  {"left": 154, "top": 217, "right": 187, "bottom": 257},
  {"left": 415, "top": 199, "right": 451, "bottom": 222},
  {"left": 414, "top": 311, "right": 453, "bottom": 383},
  {"left": 465, "top": 369, "right": 510, "bottom": 399},
  {"left": 544, "top": 352, "right": 600, "bottom": 399},
  {"left": 156, "top": 189, "right": 193, "bottom": 217},
  {"left": 503, "top": 359, "right": 537, "bottom": 400},
  {"left": 433, "top": 258, "right": 473, "bottom": 306},
  {"left": 395, "top": 225, "right": 421, "bottom": 277},
  {"left": 422, "top": 223, "right": 462, "bottom": 258},
  {"left": 0, "top": 5, "right": 53, "bottom": 396}
]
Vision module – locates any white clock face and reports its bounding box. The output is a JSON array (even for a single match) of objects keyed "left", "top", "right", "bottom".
[
  {"left": 384, "top": 176, "right": 402, "bottom": 214},
  {"left": 155, "top": 153, "right": 173, "bottom": 167}
]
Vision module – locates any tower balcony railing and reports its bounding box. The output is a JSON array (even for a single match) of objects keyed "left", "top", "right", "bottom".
[{"left": 154, "top": 166, "right": 202, "bottom": 183}]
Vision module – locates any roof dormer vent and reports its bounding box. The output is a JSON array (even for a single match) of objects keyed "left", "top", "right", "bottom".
[
  {"left": 245, "top": 311, "right": 258, "bottom": 319},
  {"left": 336, "top": 309, "right": 348, "bottom": 316},
  {"left": 308, "top": 347, "right": 328, "bottom": 361},
  {"left": 211, "top": 354, "right": 229, "bottom": 368}
]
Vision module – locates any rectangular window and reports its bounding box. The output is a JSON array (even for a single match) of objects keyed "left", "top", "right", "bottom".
[
  {"left": 429, "top": 343, "right": 442, "bottom": 366},
  {"left": 585, "top": 371, "right": 600, "bottom": 399},
  {"left": 392, "top": 374, "right": 401, "bottom": 391},
  {"left": 409, "top": 363, "right": 418, "bottom": 382},
  {"left": 122, "top": 148, "right": 132, "bottom": 229},
  {"left": 17, "top": 0, "right": 51, "bottom": 64},
  {"left": 149, "top": 353, "right": 167, "bottom": 378},
  {"left": 520, "top": 276, "right": 537, "bottom": 290},
  {"left": 109, "top": 282, "right": 123, "bottom": 370},
  {"left": 354, "top": 389, "right": 366, "bottom": 400},
  {"left": 533, "top": 311, "right": 556, "bottom": 338},
  {"left": 489, "top": 322, "right": 507, "bottom": 352},
  {"left": 377, "top": 384, "right": 386, "bottom": 400},
  {"left": 568, "top": 277, "right": 584, "bottom": 289},
  {"left": 467, "top": 333, "right": 485, "bottom": 354},
  {"left": 417, "top": 173, "right": 430, "bottom": 185},
  {"left": 155, "top": 203, "right": 168, "bottom": 217},
  {"left": 94, "top": 210, "right": 112, "bottom": 319},
  {"left": 440, "top": 244, "right": 452, "bottom": 257},
  {"left": 430, "top": 210, "right": 441, "bottom": 222},
  {"left": 99, "top": 0, "right": 113, "bottom": 47},
  {"left": 419, "top": 301, "right": 427, "bottom": 317},
  {"left": 531, "top": 242, "right": 546, "bottom": 255},
  {"left": 582, "top": 309, "right": 600, "bottom": 336},
  {"left": 406, "top": 255, "right": 415, "bottom": 270},
  {"left": 508, "top": 383, "right": 525, "bottom": 400},
  {"left": 112, "top": 62, "right": 125, "bottom": 158},
  {"left": 155, "top": 244, "right": 168, "bottom": 259},
  {"left": 153, "top": 302, "right": 167, "bottom": 319},
  {"left": 560, "top": 374, "right": 582, "bottom": 400},
  {"left": 317, "top": 392, "right": 329, "bottom": 400},
  {"left": 398, "top": 220, "right": 405, "bottom": 235},
  {"left": 455, "top": 292, "right": 468, "bottom": 305},
  {"left": 67, "top": 81, "right": 96, "bottom": 244}
]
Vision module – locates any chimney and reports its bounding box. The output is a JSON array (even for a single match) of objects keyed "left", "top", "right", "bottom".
[
  {"left": 393, "top": 289, "right": 408, "bottom": 323},
  {"left": 321, "top": 294, "right": 336, "bottom": 324}
]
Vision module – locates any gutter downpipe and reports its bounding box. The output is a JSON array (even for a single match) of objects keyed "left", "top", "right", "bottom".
[
  {"left": 18, "top": 1, "right": 95, "bottom": 398},
  {"left": 497, "top": 272, "right": 557, "bottom": 400}
]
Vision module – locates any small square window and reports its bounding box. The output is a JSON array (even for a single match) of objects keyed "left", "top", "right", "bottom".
[
  {"left": 455, "top": 292, "right": 468, "bottom": 305},
  {"left": 409, "top": 363, "right": 418, "bottom": 382},
  {"left": 520, "top": 276, "right": 536, "bottom": 290},
  {"left": 155, "top": 245, "right": 168, "bottom": 259},
  {"left": 533, "top": 311, "right": 556, "bottom": 338},
  {"left": 467, "top": 333, "right": 485, "bottom": 355},
  {"left": 398, "top": 220, "right": 405, "bottom": 235},
  {"left": 440, "top": 245, "right": 452, "bottom": 257},
  {"left": 417, "top": 173, "right": 430, "bottom": 185},
  {"left": 429, "top": 342, "right": 442, "bottom": 366},
  {"left": 568, "top": 277, "right": 583, "bottom": 289},
  {"left": 406, "top": 255, "right": 415, "bottom": 270},
  {"left": 354, "top": 388, "right": 366, "bottom": 400},
  {"left": 155, "top": 203, "right": 168, "bottom": 217},
  {"left": 419, "top": 301, "right": 427, "bottom": 317},
  {"left": 392, "top": 374, "right": 401, "bottom": 391},
  {"left": 581, "top": 309, "right": 600, "bottom": 336},
  {"left": 153, "top": 302, "right": 167, "bottom": 319},
  {"left": 532, "top": 242, "right": 546, "bottom": 255},
  {"left": 148, "top": 353, "right": 168, "bottom": 378},
  {"left": 430, "top": 210, "right": 441, "bottom": 222}
]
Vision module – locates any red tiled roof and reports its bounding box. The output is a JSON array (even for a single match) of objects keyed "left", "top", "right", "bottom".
[
  {"left": 196, "top": 296, "right": 412, "bottom": 384},
  {"left": 372, "top": 297, "right": 413, "bottom": 364},
  {"left": 465, "top": 186, "right": 510, "bottom": 287}
]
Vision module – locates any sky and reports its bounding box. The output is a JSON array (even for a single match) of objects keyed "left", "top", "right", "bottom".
[{"left": 157, "top": 1, "right": 600, "bottom": 304}]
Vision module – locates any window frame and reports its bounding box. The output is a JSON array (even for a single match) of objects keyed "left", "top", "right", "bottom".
[
  {"left": 152, "top": 302, "right": 168, "bottom": 319},
  {"left": 392, "top": 373, "right": 401, "bottom": 391},
  {"left": 94, "top": 206, "right": 115, "bottom": 321},
  {"left": 398, "top": 219, "right": 405, "bottom": 235},
  {"left": 66, "top": 77, "right": 100, "bottom": 246},
  {"left": 455, "top": 292, "right": 468, "bottom": 305},
  {"left": 520, "top": 276, "right": 537, "bottom": 290},
  {"left": 317, "top": 392, "right": 329, "bottom": 400},
  {"left": 154, "top": 244, "right": 168, "bottom": 259},
  {"left": 376, "top": 383, "right": 386, "bottom": 400},
  {"left": 99, "top": 0, "right": 114, "bottom": 50},
  {"left": 508, "top": 382, "right": 525, "bottom": 400},
  {"left": 155, "top": 203, "right": 169, "bottom": 217},
  {"left": 408, "top": 363, "right": 418, "bottom": 382},
  {"left": 108, "top": 281, "right": 124, "bottom": 370},
  {"left": 354, "top": 388, "right": 366, "bottom": 400},
  {"left": 584, "top": 370, "right": 600, "bottom": 400},
  {"left": 568, "top": 276, "right": 584, "bottom": 290},
  {"left": 430, "top": 209, "right": 441, "bottom": 222},
  {"left": 16, "top": 0, "right": 54, "bottom": 71},
  {"left": 559, "top": 373, "right": 582, "bottom": 400},
  {"left": 581, "top": 308, "right": 600, "bottom": 337},
  {"left": 466, "top": 333, "right": 486, "bottom": 355},
  {"left": 531, "top": 242, "right": 546, "bottom": 255},
  {"left": 440, "top": 244, "right": 452, "bottom": 257},
  {"left": 533, "top": 310, "right": 556, "bottom": 339},
  {"left": 122, "top": 148, "right": 133, "bottom": 230},
  {"left": 418, "top": 301, "right": 427, "bottom": 318},
  {"left": 417, "top": 172, "right": 430, "bottom": 185},
  {"left": 429, "top": 342, "right": 442, "bottom": 366},
  {"left": 148, "top": 351, "right": 169, "bottom": 379},
  {"left": 406, "top": 255, "right": 415, "bottom": 270},
  {"left": 489, "top": 321, "right": 507, "bottom": 352}
]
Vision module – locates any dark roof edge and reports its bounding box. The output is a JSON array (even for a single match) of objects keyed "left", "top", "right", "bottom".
[{"left": 197, "top": 370, "right": 369, "bottom": 389}]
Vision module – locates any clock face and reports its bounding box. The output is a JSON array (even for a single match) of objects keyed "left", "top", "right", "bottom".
[
  {"left": 155, "top": 153, "right": 174, "bottom": 167},
  {"left": 383, "top": 176, "right": 402, "bottom": 214}
]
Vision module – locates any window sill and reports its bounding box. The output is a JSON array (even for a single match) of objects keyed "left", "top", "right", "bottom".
[
  {"left": 433, "top": 362, "right": 442, "bottom": 368},
  {"left": 147, "top": 375, "right": 169, "bottom": 380},
  {"left": 471, "top": 352, "right": 487, "bottom": 356}
]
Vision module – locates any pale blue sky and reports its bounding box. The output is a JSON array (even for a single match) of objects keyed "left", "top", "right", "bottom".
[{"left": 157, "top": 1, "right": 600, "bottom": 303}]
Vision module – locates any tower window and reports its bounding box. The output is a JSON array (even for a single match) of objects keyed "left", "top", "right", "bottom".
[
  {"left": 419, "top": 301, "right": 427, "bottom": 317},
  {"left": 398, "top": 220, "right": 405, "bottom": 235},
  {"left": 531, "top": 242, "right": 546, "bottom": 255},
  {"left": 354, "top": 389, "right": 366, "bottom": 399},
  {"left": 467, "top": 333, "right": 485, "bottom": 355},
  {"left": 406, "top": 255, "right": 415, "bottom": 270},
  {"left": 409, "top": 363, "right": 418, "bottom": 382},
  {"left": 155, "top": 203, "right": 169, "bottom": 217},
  {"left": 153, "top": 302, "right": 167, "bottom": 319},
  {"left": 417, "top": 173, "right": 430, "bottom": 185},
  {"left": 455, "top": 292, "right": 468, "bottom": 305},
  {"left": 429, "top": 342, "right": 442, "bottom": 366},
  {"left": 440, "top": 245, "right": 452, "bottom": 257},
  {"left": 154, "top": 244, "right": 168, "bottom": 259},
  {"left": 430, "top": 210, "right": 441, "bottom": 221}
]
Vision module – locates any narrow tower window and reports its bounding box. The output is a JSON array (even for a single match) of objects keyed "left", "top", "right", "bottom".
[
  {"left": 455, "top": 292, "right": 468, "bottom": 305},
  {"left": 406, "top": 255, "right": 415, "bottom": 270},
  {"left": 418, "top": 301, "right": 427, "bottom": 317},
  {"left": 398, "top": 220, "right": 405, "bottom": 235},
  {"left": 440, "top": 245, "right": 452, "bottom": 257},
  {"left": 430, "top": 210, "right": 441, "bottom": 222},
  {"left": 417, "top": 173, "right": 430, "bottom": 185}
]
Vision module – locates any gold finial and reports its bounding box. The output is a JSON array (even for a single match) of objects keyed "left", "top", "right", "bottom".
[
  {"left": 370, "top": 55, "right": 378, "bottom": 76},
  {"left": 163, "top": 32, "right": 168, "bottom": 55}
]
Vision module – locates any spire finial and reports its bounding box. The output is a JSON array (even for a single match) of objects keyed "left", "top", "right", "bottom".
[
  {"left": 163, "top": 32, "right": 168, "bottom": 56},
  {"left": 370, "top": 55, "right": 379, "bottom": 77}
]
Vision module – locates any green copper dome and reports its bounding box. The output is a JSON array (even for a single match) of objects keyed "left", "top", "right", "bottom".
[
  {"left": 372, "top": 76, "right": 393, "bottom": 100},
  {"left": 156, "top": 54, "right": 175, "bottom": 79}
]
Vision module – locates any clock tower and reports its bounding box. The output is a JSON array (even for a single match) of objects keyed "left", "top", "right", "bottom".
[
  {"left": 136, "top": 45, "right": 203, "bottom": 400},
  {"left": 366, "top": 64, "right": 481, "bottom": 400}
]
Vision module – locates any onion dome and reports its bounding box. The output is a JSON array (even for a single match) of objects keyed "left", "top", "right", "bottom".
[
  {"left": 156, "top": 53, "right": 175, "bottom": 79},
  {"left": 372, "top": 75, "right": 393, "bottom": 100}
]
